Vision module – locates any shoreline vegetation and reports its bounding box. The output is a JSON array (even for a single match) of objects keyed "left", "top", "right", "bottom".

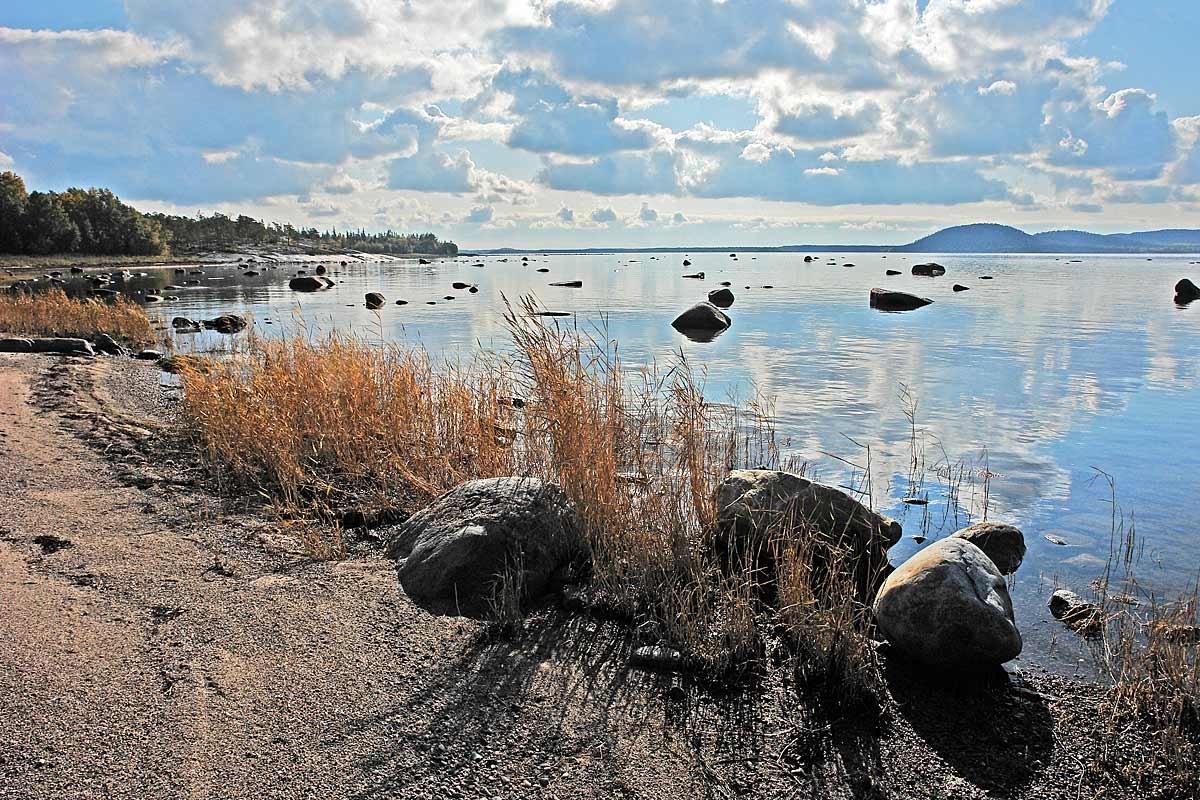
[
  {"left": 0, "top": 170, "right": 457, "bottom": 261},
  {"left": 1, "top": 281, "right": 1197, "bottom": 794}
]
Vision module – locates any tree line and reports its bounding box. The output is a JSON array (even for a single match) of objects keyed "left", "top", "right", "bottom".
[{"left": 0, "top": 171, "right": 457, "bottom": 257}]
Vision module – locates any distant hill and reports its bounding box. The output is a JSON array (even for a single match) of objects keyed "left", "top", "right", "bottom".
[{"left": 899, "top": 223, "right": 1200, "bottom": 254}]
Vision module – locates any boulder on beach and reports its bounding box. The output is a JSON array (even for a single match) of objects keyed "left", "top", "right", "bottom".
[
  {"left": 28, "top": 338, "right": 96, "bottom": 356},
  {"left": 365, "top": 292, "right": 386, "bottom": 309},
  {"left": 136, "top": 349, "right": 163, "bottom": 361},
  {"left": 912, "top": 263, "right": 947, "bottom": 277},
  {"left": 869, "top": 288, "right": 933, "bottom": 312},
  {"left": 671, "top": 302, "right": 730, "bottom": 334},
  {"left": 0, "top": 338, "right": 35, "bottom": 353},
  {"left": 716, "top": 469, "right": 901, "bottom": 600},
  {"left": 708, "top": 288, "right": 735, "bottom": 308},
  {"left": 873, "top": 537, "right": 1022, "bottom": 669},
  {"left": 951, "top": 522, "right": 1025, "bottom": 575},
  {"left": 202, "top": 314, "right": 247, "bottom": 334},
  {"left": 1175, "top": 278, "right": 1199, "bottom": 304},
  {"left": 92, "top": 333, "right": 125, "bottom": 356},
  {"left": 289, "top": 275, "right": 334, "bottom": 292},
  {"left": 385, "top": 477, "right": 585, "bottom": 615}
]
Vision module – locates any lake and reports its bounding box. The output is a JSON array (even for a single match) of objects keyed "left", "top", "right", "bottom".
[{"left": 89, "top": 249, "right": 1200, "bottom": 675}]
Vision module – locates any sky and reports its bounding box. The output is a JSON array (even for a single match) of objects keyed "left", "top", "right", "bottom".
[{"left": 1, "top": 0, "right": 1198, "bottom": 248}]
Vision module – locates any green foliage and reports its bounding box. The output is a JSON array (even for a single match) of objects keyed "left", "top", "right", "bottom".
[
  {"left": 147, "top": 211, "right": 457, "bottom": 256},
  {"left": 0, "top": 171, "right": 165, "bottom": 256},
  {"left": 0, "top": 170, "right": 456, "bottom": 257}
]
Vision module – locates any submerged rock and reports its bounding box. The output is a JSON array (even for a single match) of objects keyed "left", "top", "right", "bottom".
[
  {"left": 869, "top": 288, "right": 933, "bottom": 312},
  {"left": 682, "top": 272, "right": 705, "bottom": 279},
  {"left": 549, "top": 280, "right": 583, "bottom": 288},
  {"left": 912, "top": 263, "right": 947, "bottom": 277},
  {"left": 386, "top": 477, "right": 585, "bottom": 615},
  {"left": 171, "top": 317, "right": 202, "bottom": 333},
  {"left": 1048, "top": 589, "right": 1103, "bottom": 635},
  {"left": 885, "top": 269, "right": 901, "bottom": 276},
  {"left": 951, "top": 522, "right": 1026, "bottom": 575},
  {"left": 365, "top": 292, "right": 386, "bottom": 309},
  {"left": 873, "top": 538, "right": 1022, "bottom": 668},
  {"left": 707, "top": 288, "right": 735, "bottom": 308},
  {"left": 952, "top": 284, "right": 970, "bottom": 292}
]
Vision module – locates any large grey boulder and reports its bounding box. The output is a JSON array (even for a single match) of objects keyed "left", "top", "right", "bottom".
[
  {"left": 951, "top": 522, "right": 1026, "bottom": 575},
  {"left": 387, "top": 477, "right": 585, "bottom": 615},
  {"left": 715, "top": 469, "right": 901, "bottom": 599},
  {"left": 873, "top": 538, "right": 1022, "bottom": 669}
]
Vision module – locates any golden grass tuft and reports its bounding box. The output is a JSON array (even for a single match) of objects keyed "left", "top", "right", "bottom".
[{"left": 0, "top": 288, "right": 154, "bottom": 345}]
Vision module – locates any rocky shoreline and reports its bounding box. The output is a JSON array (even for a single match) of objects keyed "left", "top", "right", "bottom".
[{"left": 0, "top": 351, "right": 1192, "bottom": 799}]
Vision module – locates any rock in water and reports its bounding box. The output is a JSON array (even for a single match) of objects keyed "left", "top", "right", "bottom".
[
  {"left": 1048, "top": 589, "right": 1103, "bottom": 635},
  {"left": 682, "top": 272, "right": 705, "bottom": 279},
  {"left": 716, "top": 469, "right": 901, "bottom": 600},
  {"left": 912, "top": 263, "right": 946, "bottom": 277},
  {"left": 869, "top": 288, "right": 933, "bottom": 312},
  {"left": 952, "top": 284, "right": 970, "bottom": 292},
  {"left": 707, "top": 288, "right": 735, "bottom": 308},
  {"left": 885, "top": 269, "right": 901, "bottom": 276},
  {"left": 1175, "top": 278, "right": 1200, "bottom": 304},
  {"left": 671, "top": 302, "right": 731, "bottom": 337},
  {"left": 549, "top": 280, "right": 583, "bottom": 288},
  {"left": 386, "top": 477, "right": 585, "bottom": 615},
  {"left": 365, "top": 292, "right": 386, "bottom": 309},
  {"left": 951, "top": 522, "right": 1026, "bottom": 575},
  {"left": 171, "top": 317, "right": 202, "bottom": 333},
  {"left": 289, "top": 275, "right": 334, "bottom": 292},
  {"left": 873, "top": 538, "right": 1022, "bottom": 668},
  {"left": 202, "top": 315, "right": 247, "bottom": 334}
]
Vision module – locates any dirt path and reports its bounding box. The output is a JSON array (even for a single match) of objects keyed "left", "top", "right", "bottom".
[{"left": 0, "top": 354, "right": 1184, "bottom": 800}]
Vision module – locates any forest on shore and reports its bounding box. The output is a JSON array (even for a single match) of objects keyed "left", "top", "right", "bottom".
[{"left": 0, "top": 171, "right": 457, "bottom": 258}]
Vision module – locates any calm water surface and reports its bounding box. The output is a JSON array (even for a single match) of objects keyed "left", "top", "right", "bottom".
[{"left": 101, "top": 250, "right": 1200, "bottom": 674}]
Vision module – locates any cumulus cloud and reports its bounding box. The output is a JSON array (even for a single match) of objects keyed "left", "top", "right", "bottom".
[
  {"left": 557, "top": 206, "right": 575, "bottom": 223},
  {"left": 590, "top": 207, "right": 617, "bottom": 223},
  {"left": 465, "top": 205, "right": 494, "bottom": 223},
  {"left": 638, "top": 204, "right": 658, "bottom": 222}
]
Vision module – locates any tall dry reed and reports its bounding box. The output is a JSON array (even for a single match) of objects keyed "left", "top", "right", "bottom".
[{"left": 0, "top": 288, "right": 154, "bottom": 344}]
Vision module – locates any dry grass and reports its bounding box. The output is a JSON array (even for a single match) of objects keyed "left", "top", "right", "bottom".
[
  {"left": 177, "top": 297, "right": 880, "bottom": 695},
  {"left": 1086, "top": 470, "right": 1199, "bottom": 793},
  {"left": 0, "top": 288, "right": 154, "bottom": 345}
]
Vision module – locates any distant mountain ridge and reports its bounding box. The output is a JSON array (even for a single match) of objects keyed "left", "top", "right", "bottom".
[
  {"left": 473, "top": 222, "right": 1200, "bottom": 255},
  {"left": 898, "top": 223, "right": 1200, "bottom": 253}
]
